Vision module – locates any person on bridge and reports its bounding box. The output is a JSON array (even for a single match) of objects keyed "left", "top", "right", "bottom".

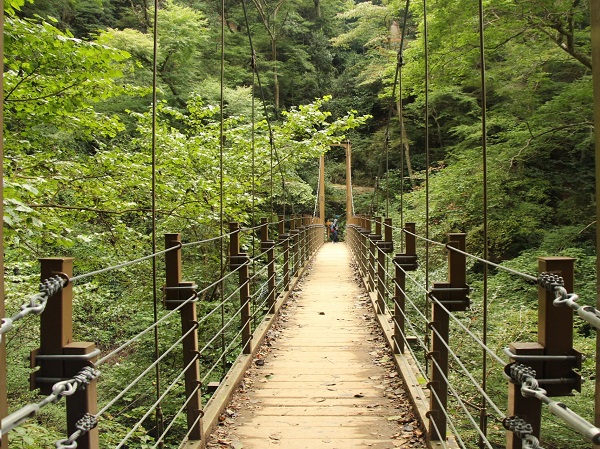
[{"left": 330, "top": 218, "right": 339, "bottom": 243}]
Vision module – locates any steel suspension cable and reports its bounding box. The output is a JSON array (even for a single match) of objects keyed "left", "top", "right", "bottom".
[
  {"left": 220, "top": 0, "right": 227, "bottom": 379},
  {"left": 97, "top": 323, "right": 198, "bottom": 420},
  {"left": 423, "top": 0, "right": 431, "bottom": 375},
  {"left": 477, "top": 0, "right": 490, "bottom": 445},
  {"left": 117, "top": 353, "right": 200, "bottom": 448},
  {"left": 396, "top": 0, "right": 411, "bottom": 244},
  {"left": 398, "top": 226, "right": 538, "bottom": 282},
  {"left": 241, "top": 0, "right": 292, "bottom": 218},
  {"left": 150, "top": 0, "right": 164, "bottom": 442},
  {"left": 151, "top": 383, "right": 201, "bottom": 448},
  {"left": 382, "top": 0, "right": 411, "bottom": 217}
]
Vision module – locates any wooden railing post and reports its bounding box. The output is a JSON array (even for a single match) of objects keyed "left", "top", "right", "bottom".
[
  {"left": 506, "top": 257, "right": 579, "bottom": 449},
  {"left": 278, "top": 216, "right": 290, "bottom": 291},
  {"left": 393, "top": 223, "right": 418, "bottom": 354},
  {"left": 359, "top": 215, "right": 370, "bottom": 280},
  {"left": 427, "top": 234, "right": 470, "bottom": 442},
  {"left": 164, "top": 233, "right": 202, "bottom": 441},
  {"left": 290, "top": 217, "right": 300, "bottom": 277},
  {"left": 368, "top": 217, "right": 382, "bottom": 293},
  {"left": 229, "top": 223, "right": 252, "bottom": 354},
  {"left": 375, "top": 218, "right": 393, "bottom": 315},
  {"left": 32, "top": 258, "right": 99, "bottom": 449},
  {"left": 300, "top": 216, "right": 307, "bottom": 267},
  {"left": 261, "top": 218, "right": 276, "bottom": 313}
]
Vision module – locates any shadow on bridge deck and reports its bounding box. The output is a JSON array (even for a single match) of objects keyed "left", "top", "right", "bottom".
[{"left": 207, "top": 242, "right": 426, "bottom": 449}]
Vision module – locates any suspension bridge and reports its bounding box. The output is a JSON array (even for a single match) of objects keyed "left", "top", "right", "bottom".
[
  {"left": 3, "top": 0, "right": 600, "bottom": 448},
  {"left": 2, "top": 169, "right": 600, "bottom": 449}
]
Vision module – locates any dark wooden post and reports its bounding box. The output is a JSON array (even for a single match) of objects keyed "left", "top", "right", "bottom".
[
  {"left": 506, "top": 342, "right": 544, "bottom": 449},
  {"left": 506, "top": 257, "right": 579, "bottom": 449},
  {"left": 261, "top": 219, "right": 276, "bottom": 313},
  {"left": 375, "top": 218, "right": 394, "bottom": 315},
  {"left": 37, "top": 258, "right": 74, "bottom": 389},
  {"left": 537, "top": 257, "right": 579, "bottom": 395},
  {"left": 393, "top": 223, "right": 418, "bottom": 354},
  {"left": 300, "top": 216, "right": 308, "bottom": 266},
  {"left": 290, "top": 218, "right": 300, "bottom": 277},
  {"left": 229, "top": 223, "right": 251, "bottom": 354},
  {"left": 369, "top": 217, "right": 382, "bottom": 292},
  {"left": 428, "top": 234, "right": 469, "bottom": 442},
  {"left": 32, "top": 258, "right": 99, "bottom": 449},
  {"left": 64, "top": 343, "right": 99, "bottom": 449},
  {"left": 164, "top": 233, "right": 202, "bottom": 440},
  {"left": 359, "top": 215, "right": 370, "bottom": 280},
  {"left": 278, "top": 217, "right": 290, "bottom": 291}
]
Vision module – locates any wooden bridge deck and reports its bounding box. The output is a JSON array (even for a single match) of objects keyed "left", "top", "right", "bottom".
[{"left": 207, "top": 242, "right": 425, "bottom": 449}]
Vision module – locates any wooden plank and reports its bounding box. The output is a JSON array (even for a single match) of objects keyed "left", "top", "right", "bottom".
[{"left": 207, "top": 243, "right": 427, "bottom": 449}]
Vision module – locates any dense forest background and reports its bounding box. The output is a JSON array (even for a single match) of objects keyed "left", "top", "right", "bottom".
[{"left": 2, "top": 0, "right": 598, "bottom": 447}]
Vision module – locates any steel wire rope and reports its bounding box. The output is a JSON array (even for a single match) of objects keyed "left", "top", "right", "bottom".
[
  {"left": 96, "top": 323, "right": 198, "bottom": 419},
  {"left": 240, "top": 223, "right": 267, "bottom": 233},
  {"left": 392, "top": 253, "right": 506, "bottom": 367},
  {"left": 477, "top": 0, "right": 490, "bottom": 443},
  {"left": 1, "top": 366, "right": 99, "bottom": 438},
  {"left": 116, "top": 352, "right": 201, "bottom": 449},
  {"left": 428, "top": 293, "right": 505, "bottom": 366},
  {"left": 399, "top": 227, "right": 538, "bottom": 283},
  {"left": 180, "top": 231, "right": 235, "bottom": 248},
  {"left": 246, "top": 0, "right": 258, "bottom": 335},
  {"left": 382, "top": 0, "right": 411, "bottom": 217},
  {"left": 68, "top": 246, "right": 180, "bottom": 284},
  {"left": 201, "top": 309, "right": 252, "bottom": 384},
  {"left": 249, "top": 276, "right": 273, "bottom": 305},
  {"left": 253, "top": 294, "right": 272, "bottom": 316},
  {"left": 150, "top": 0, "right": 164, "bottom": 439},
  {"left": 426, "top": 356, "right": 474, "bottom": 449},
  {"left": 219, "top": 0, "right": 227, "bottom": 379},
  {"left": 96, "top": 293, "right": 197, "bottom": 367},
  {"left": 389, "top": 303, "right": 452, "bottom": 449},
  {"left": 392, "top": 277, "right": 428, "bottom": 324},
  {"left": 0, "top": 275, "right": 67, "bottom": 343},
  {"left": 249, "top": 245, "right": 275, "bottom": 263},
  {"left": 427, "top": 317, "right": 506, "bottom": 419},
  {"left": 426, "top": 405, "right": 451, "bottom": 449},
  {"left": 423, "top": 0, "right": 431, "bottom": 378},
  {"left": 247, "top": 263, "right": 270, "bottom": 284},
  {"left": 241, "top": 0, "right": 294, "bottom": 218},
  {"left": 176, "top": 412, "right": 203, "bottom": 449},
  {"left": 198, "top": 294, "right": 252, "bottom": 359},
  {"left": 151, "top": 383, "right": 201, "bottom": 449}
]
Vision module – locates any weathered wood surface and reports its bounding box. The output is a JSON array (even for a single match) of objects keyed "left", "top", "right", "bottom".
[{"left": 208, "top": 242, "right": 425, "bottom": 449}]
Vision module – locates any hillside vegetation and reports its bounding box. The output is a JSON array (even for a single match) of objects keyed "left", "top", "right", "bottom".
[{"left": 2, "top": 0, "right": 597, "bottom": 447}]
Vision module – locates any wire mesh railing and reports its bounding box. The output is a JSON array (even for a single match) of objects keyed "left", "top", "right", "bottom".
[
  {"left": 0, "top": 215, "right": 324, "bottom": 449},
  {"left": 347, "top": 215, "right": 600, "bottom": 449}
]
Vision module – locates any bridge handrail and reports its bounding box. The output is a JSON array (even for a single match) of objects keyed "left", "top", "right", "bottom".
[
  {"left": 347, "top": 217, "right": 593, "bottom": 449},
  {"left": 1, "top": 215, "right": 324, "bottom": 448}
]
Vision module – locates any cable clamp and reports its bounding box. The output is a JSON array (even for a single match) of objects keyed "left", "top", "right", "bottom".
[{"left": 538, "top": 272, "right": 564, "bottom": 291}]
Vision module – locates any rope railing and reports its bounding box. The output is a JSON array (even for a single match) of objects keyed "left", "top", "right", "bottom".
[
  {"left": 345, "top": 219, "right": 590, "bottom": 449},
  {"left": 1, "top": 366, "right": 99, "bottom": 439},
  {"left": 0, "top": 274, "right": 67, "bottom": 343},
  {"left": 2, "top": 215, "right": 324, "bottom": 448},
  {"left": 151, "top": 383, "right": 202, "bottom": 449},
  {"left": 114, "top": 353, "right": 201, "bottom": 449}
]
